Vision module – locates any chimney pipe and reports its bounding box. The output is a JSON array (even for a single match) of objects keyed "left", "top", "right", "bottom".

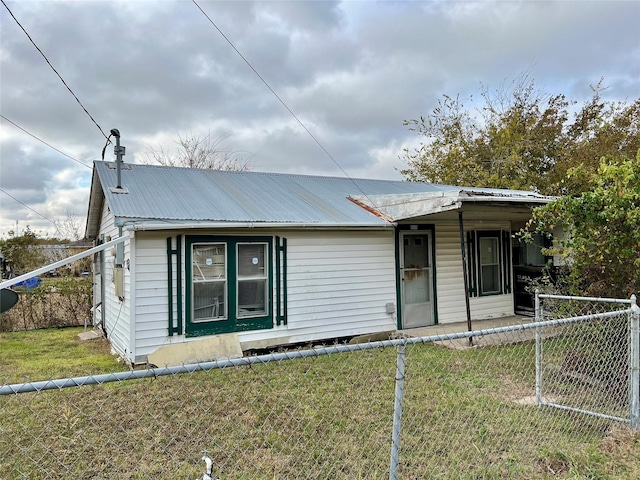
[{"left": 110, "top": 128, "right": 125, "bottom": 189}]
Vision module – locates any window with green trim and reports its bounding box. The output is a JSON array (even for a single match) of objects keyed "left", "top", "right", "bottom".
[
  {"left": 467, "top": 230, "right": 511, "bottom": 297},
  {"left": 479, "top": 236, "right": 500, "bottom": 295},
  {"left": 237, "top": 243, "right": 268, "bottom": 318},
  {"left": 185, "top": 236, "right": 273, "bottom": 337},
  {"left": 192, "top": 243, "right": 227, "bottom": 321}
]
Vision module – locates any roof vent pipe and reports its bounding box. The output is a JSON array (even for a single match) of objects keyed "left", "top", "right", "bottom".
[{"left": 109, "top": 128, "right": 128, "bottom": 194}]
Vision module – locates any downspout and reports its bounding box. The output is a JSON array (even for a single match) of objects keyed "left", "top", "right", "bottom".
[{"left": 458, "top": 211, "right": 473, "bottom": 345}]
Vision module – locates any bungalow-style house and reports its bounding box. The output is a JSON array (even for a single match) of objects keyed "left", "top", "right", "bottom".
[{"left": 85, "top": 160, "right": 554, "bottom": 366}]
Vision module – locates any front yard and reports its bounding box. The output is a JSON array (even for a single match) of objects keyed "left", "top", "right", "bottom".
[
  {"left": 1, "top": 327, "right": 639, "bottom": 478},
  {"left": 0, "top": 326, "right": 122, "bottom": 383}
]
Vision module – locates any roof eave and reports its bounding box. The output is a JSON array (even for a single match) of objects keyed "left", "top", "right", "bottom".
[
  {"left": 348, "top": 191, "right": 554, "bottom": 222},
  {"left": 123, "top": 219, "right": 395, "bottom": 232},
  {"left": 84, "top": 164, "right": 104, "bottom": 240}
]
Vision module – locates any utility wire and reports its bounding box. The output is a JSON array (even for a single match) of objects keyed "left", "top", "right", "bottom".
[
  {"left": 1, "top": 0, "right": 109, "bottom": 140},
  {"left": 0, "top": 188, "right": 57, "bottom": 226},
  {"left": 0, "top": 115, "right": 92, "bottom": 169},
  {"left": 191, "top": 0, "right": 380, "bottom": 210}
]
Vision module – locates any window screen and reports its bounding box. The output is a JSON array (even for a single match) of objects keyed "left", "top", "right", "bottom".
[
  {"left": 237, "top": 243, "right": 267, "bottom": 318},
  {"left": 192, "top": 244, "right": 226, "bottom": 321}
]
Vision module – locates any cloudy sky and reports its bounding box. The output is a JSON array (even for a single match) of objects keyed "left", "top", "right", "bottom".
[{"left": 1, "top": 0, "right": 638, "bottom": 239}]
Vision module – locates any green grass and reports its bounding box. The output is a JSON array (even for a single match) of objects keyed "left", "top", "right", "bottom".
[
  {"left": 0, "top": 326, "right": 123, "bottom": 383},
  {"left": 1, "top": 329, "right": 639, "bottom": 479}
]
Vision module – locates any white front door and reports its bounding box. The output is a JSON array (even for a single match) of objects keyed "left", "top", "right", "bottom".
[{"left": 400, "top": 231, "right": 434, "bottom": 328}]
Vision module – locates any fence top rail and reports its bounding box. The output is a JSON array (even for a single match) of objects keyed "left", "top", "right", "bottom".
[
  {"left": 1, "top": 306, "right": 632, "bottom": 396},
  {"left": 538, "top": 293, "right": 631, "bottom": 304}
]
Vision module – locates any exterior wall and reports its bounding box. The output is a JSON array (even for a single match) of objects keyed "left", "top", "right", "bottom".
[
  {"left": 96, "top": 203, "right": 132, "bottom": 362},
  {"left": 246, "top": 230, "right": 397, "bottom": 345},
  {"left": 431, "top": 221, "right": 468, "bottom": 324},
  {"left": 124, "top": 220, "right": 518, "bottom": 362},
  {"left": 132, "top": 232, "right": 173, "bottom": 360},
  {"left": 431, "top": 219, "right": 514, "bottom": 324},
  {"left": 131, "top": 229, "right": 398, "bottom": 362}
]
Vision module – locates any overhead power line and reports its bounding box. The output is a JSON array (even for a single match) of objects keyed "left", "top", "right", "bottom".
[
  {"left": 191, "top": 0, "right": 379, "bottom": 209},
  {"left": 0, "top": 188, "right": 57, "bottom": 226},
  {"left": 0, "top": 115, "right": 92, "bottom": 169},
  {"left": 1, "top": 0, "right": 109, "bottom": 140}
]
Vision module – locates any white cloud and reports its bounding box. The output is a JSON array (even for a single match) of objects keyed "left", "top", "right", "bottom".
[{"left": 1, "top": 0, "right": 638, "bottom": 237}]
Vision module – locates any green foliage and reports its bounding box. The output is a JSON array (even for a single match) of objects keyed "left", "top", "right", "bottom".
[
  {"left": 401, "top": 76, "right": 640, "bottom": 196},
  {"left": 0, "top": 225, "right": 90, "bottom": 279},
  {"left": 0, "top": 226, "right": 46, "bottom": 275},
  {"left": 528, "top": 155, "right": 640, "bottom": 297}
]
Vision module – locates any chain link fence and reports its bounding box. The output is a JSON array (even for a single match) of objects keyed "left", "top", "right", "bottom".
[
  {"left": 1, "top": 294, "right": 638, "bottom": 479},
  {"left": 536, "top": 293, "right": 636, "bottom": 427}
]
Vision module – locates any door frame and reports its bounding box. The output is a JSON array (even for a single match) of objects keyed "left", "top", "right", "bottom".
[{"left": 395, "top": 224, "right": 438, "bottom": 329}]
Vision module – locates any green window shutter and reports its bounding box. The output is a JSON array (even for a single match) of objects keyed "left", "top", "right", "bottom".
[
  {"left": 166, "top": 237, "right": 173, "bottom": 336},
  {"left": 502, "top": 230, "right": 511, "bottom": 294},
  {"left": 543, "top": 232, "right": 554, "bottom": 265},
  {"left": 275, "top": 237, "right": 288, "bottom": 326},
  {"left": 166, "top": 235, "right": 183, "bottom": 336},
  {"left": 467, "top": 231, "right": 478, "bottom": 297}
]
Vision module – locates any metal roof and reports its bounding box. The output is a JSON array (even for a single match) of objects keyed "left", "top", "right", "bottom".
[
  {"left": 349, "top": 189, "right": 553, "bottom": 222},
  {"left": 86, "top": 161, "right": 552, "bottom": 237}
]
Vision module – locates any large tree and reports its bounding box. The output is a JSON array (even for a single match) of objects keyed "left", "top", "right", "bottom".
[
  {"left": 527, "top": 154, "right": 639, "bottom": 297},
  {"left": 401, "top": 76, "right": 640, "bottom": 196}
]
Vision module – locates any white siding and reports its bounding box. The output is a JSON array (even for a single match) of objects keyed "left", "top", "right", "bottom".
[
  {"left": 128, "top": 222, "right": 517, "bottom": 361},
  {"left": 97, "top": 203, "right": 132, "bottom": 362},
  {"left": 268, "top": 230, "right": 397, "bottom": 344},
  {"left": 432, "top": 222, "right": 468, "bottom": 324},
  {"left": 133, "top": 233, "right": 173, "bottom": 359},
  {"left": 432, "top": 219, "right": 515, "bottom": 324},
  {"left": 131, "top": 229, "right": 398, "bottom": 360}
]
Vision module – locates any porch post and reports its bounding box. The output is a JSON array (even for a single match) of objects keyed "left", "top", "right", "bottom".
[{"left": 458, "top": 211, "right": 473, "bottom": 343}]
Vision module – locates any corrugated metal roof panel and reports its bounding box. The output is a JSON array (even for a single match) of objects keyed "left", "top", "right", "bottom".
[
  {"left": 94, "top": 162, "right": 449, "bottom": 226},
  {"left": 348, "top": 189, "right": 553, "bottom": 221},
  {"left": 92, "top": 162, "right": 552, "bottom": 231}
]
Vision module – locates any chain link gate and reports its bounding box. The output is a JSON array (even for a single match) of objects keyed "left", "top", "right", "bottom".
[{"left": 535, "top": 292, "right": 639, "bottom": 426}]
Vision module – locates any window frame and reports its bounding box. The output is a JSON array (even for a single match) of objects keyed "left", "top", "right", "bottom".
[
  {"left": 468, "top": 230, "right": 511, "bottom": 297},
  {"left": 515, "top": 232, "right": 552, "bottom": 267},
  {"left": 235, "top": 242, "right": 269, "bottom": 319},
  {"left": 191, "top": 242, "right": 228, "bottom": 322},
  {"left": 185, "top": 235, "right": 273, "bottom": 337},
  {"left": 477, "top": 233, "right": 502, "bottom": 296}
]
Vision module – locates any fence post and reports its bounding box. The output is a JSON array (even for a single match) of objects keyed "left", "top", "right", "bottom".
[
  {"left": 389, "top": 341, "right": 406, "bottom": 480},
  {"left": 535, "top": 289, "right": 543, "bottom": 406},
  {"left": 630, "top": 294, "right": 640, "bottom": 429}
]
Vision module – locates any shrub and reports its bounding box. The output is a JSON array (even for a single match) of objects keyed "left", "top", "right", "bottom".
[{"left": 0, "top": 277, "right": 92, "bottom": 332}]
